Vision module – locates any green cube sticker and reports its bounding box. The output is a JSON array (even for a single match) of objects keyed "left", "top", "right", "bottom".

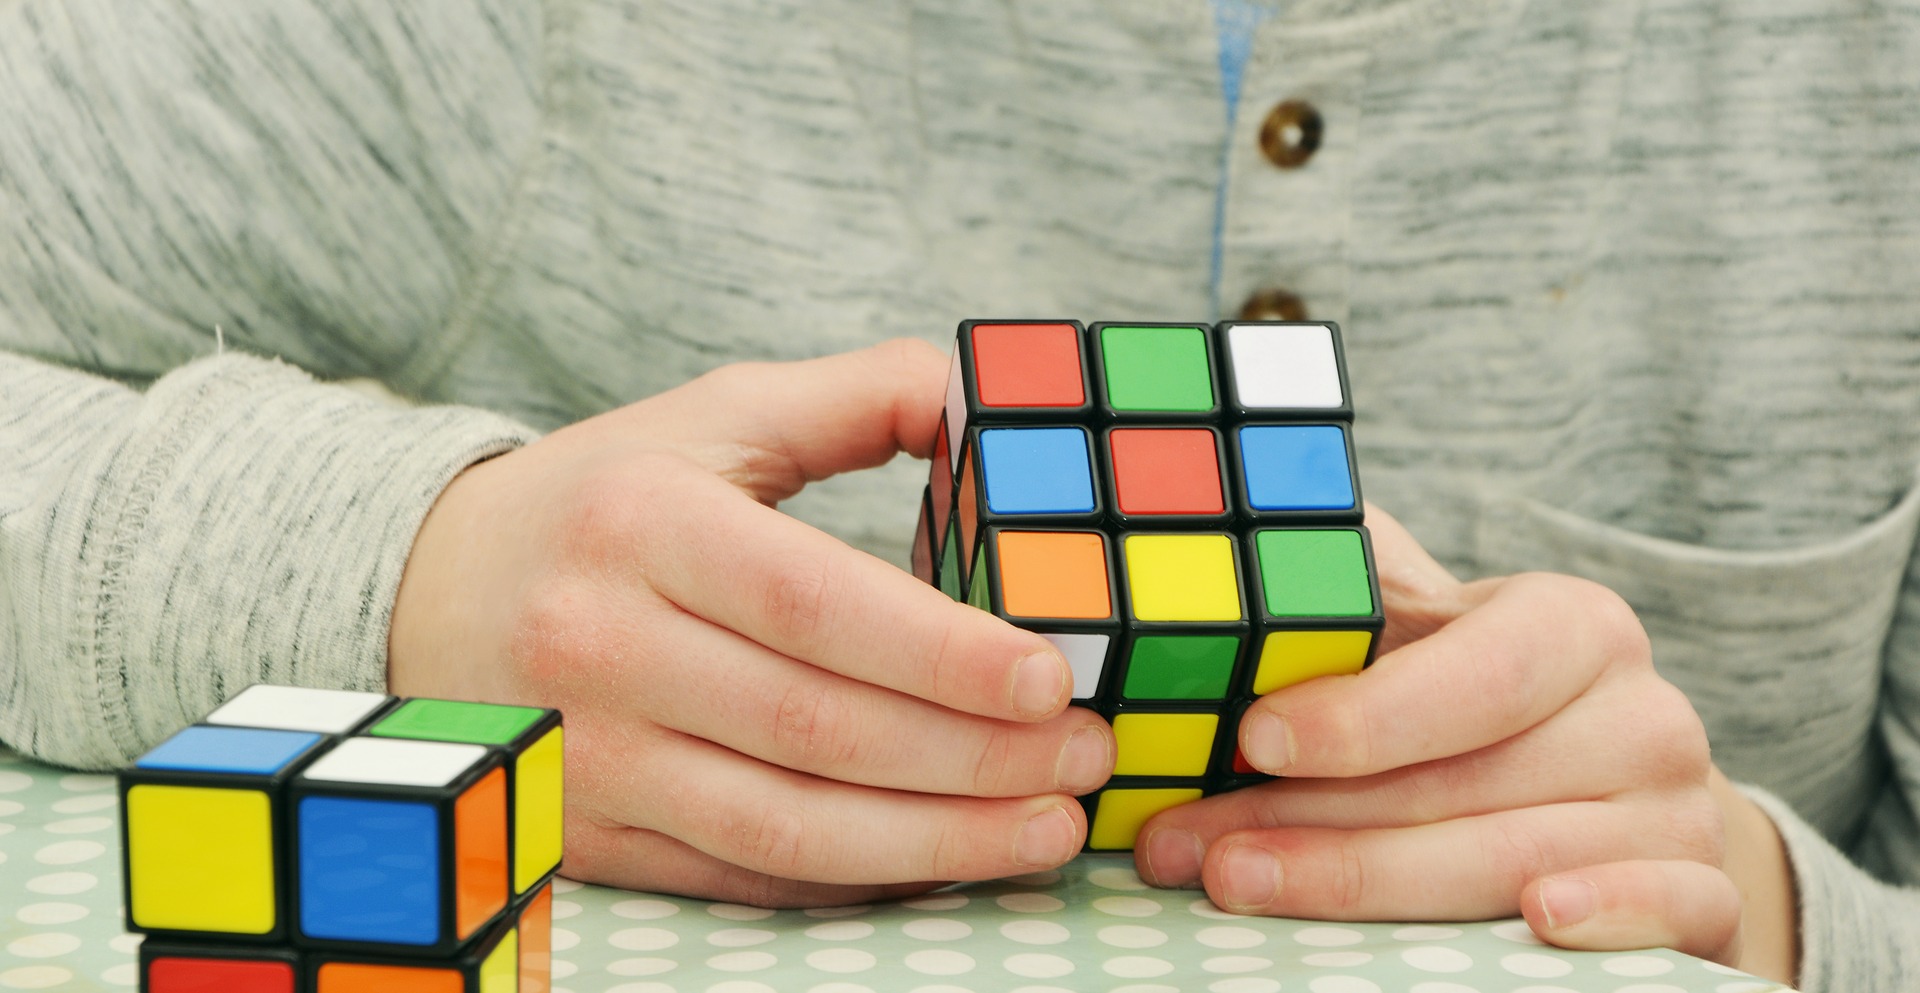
[
  {"left": 1122, "top": 635, "right": 1239, "bottom": 700},
  {"left": 968, "top": 542, "right": 991, "bottom": 611},
  {"left": 1254, "top": 530, "right": 1375, "bottom": 617},
  {"left": 938, "top": 518, "right": 963, "bottom": 601},
  {"left": 371, "top": 698, "right": 544, "bottom": 746},
  {"left": 1101, "top": 326, "right": 1214, "bottom": 412}
]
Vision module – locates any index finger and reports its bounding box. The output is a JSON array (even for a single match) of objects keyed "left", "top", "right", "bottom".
[
  {"left": 639, "top": 459, "right": 1073, "bottom": 722},
  {"left": 1241, "top": 572, "right": 1647, "bottom": 777},
  {"left": 629, "top": 339, "right": 949, "bottom": 504}
]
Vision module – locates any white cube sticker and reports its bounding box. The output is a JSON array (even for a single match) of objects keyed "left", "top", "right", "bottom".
[{"left": 1227, "top": 324, "right": 1343, "bottom": 409}]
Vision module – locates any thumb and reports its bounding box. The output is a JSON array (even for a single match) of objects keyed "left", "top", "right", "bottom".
[
  {"left": 1522, "top": 861, "right": 1744, "bottom": 968},
  {"left": 631, "top": 338, "right": 949, "bottom": 504}
]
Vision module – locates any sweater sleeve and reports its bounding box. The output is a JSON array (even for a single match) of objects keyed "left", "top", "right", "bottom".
[
  {"left": 1744, "top": 789, "right": 1920, "bottom": 993},
  {"left": 1742, "top": 517, "right": 1920, "bottom": 993},
  {"left": 0, "top": 348, "right": 535, "bottom": 769}
]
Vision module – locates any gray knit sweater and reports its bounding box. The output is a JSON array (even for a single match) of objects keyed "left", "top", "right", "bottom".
[{"left": 2, "top": 2, "right": 1915, "bottom": 987}]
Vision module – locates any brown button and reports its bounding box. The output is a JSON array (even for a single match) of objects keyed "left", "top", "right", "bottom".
[
  {"left": 1236, "top": 288, "right": 1308, "bottom": 322},
  {"left": 1258, "top": 99, "right": 1323, "bottom": 169}
]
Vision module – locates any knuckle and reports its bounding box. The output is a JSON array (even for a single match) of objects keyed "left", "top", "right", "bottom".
[
  {"left": 696, "top": 361, "right": 774, "bottom": 403},
  {"left": 557, "top": 454, "right": 688, "bottom": 566},
  {"left": 742, "top": 803, "right": 811, "bottom": 879},
  {"left": 1577, "top": 580, "right": 1653, "bottom": 666},
  {"left": 770, "top": 682, "right": 860, "bottom": 769},
  {"left": 1513, "top": 572, "right": 1653, "bottom": 667},
  {"left": 1327, "top": 835, "right": 1370, "bottom": 914},
  {"left": 762, "top": 553, "right": 843, "bottom": 654},
  {"left": 872, "top": 336, "right": 941, "bottom": 370},
  {"left": 1665, "top": 798, "right": 1727, "bottom": 865},
  {"left": 741, "top": 871, "right": 801, "bottom": 910},
  {"left": 1322, "top": 696, "right": 1379, "bottom": 775},
  {"left": 1486, "top": 819, "right": 1561, "bottom": 892},
  {"left": 1640, "top": 681, "right": 1712, "bottom": 781},
  {"left": 967, "top": 727, "right": 1021, "bottom": 796},
  {"left": 508, "top": 576, "right": 599, "bottom": 685}
]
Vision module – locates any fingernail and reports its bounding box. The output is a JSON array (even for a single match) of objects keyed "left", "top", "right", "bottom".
[
  {"left": 1014, "top": 806, "right": 1077, "bottom": 867},
  {"left": 1011, "top": 650, "right": 1067, "bottom": 717},
  {"left": 1244, "top": 713, "right": 1295, "bottom": 773},
  {"left": 1219, "top": 844, "right": 1282, "bottom": 912},
  {"left": 1055, "top": 726, "right": 1113, "bottom": 793},
  {"left": 1143, "top": 828, "right": 1205, "bottom": 888},
  {"left": 1539, "top": 877, "right": 1598, "bottom": 929}
]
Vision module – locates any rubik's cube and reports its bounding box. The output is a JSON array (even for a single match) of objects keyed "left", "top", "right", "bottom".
[
  {"left": 910, "top": 320, "right": 1383, "bottom": 851},
  {"left": 117, "top": 685, "right": 563, "bottom": 993}
]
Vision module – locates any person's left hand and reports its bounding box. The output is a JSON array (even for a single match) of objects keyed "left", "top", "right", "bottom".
[{"left": 1131, "top": 505, "right": 1796, "bottom": 983}]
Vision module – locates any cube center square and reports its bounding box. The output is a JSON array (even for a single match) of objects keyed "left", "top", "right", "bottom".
[
  {"left": 920, "top": 319, "right": 1383, "bottom": 849},
  {"left": 1123, "top": 534, "right": 1243, "bottom": 622},
  {"left": 970, "top": 322, "right": 1086, "bottom": 407},
  {"left": 1109, "top": 428, "right": 1225, "bottom": 516},
  {"left": 1098, "top": 324, "right": 1215, "bottom": 412},
  {"left": 978, "top": 427, "right": 1096, "bottom": 515}
]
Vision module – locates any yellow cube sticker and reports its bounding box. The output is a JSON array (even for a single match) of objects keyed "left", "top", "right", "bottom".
[
  {"left": 126, "top": 785, "right": 277, "bottom": 933},
  {"left": 480, "top": 927, "right": 519, "bottom": 993},
  {"left": 1088, "top": 788, "right": 1203, "bottom": 850},
  {"left": 1252, "top": 630, "right": 1373, "bottom": 694},
  {"left": 1123, "top": 534, "right": 1242, "bottom": 621},
  {"left": 514, "top": 727, "right": 565, "bottom": 894},
  {"left": 1112, "top": 713, "right": 1219, "bottom": 777}
]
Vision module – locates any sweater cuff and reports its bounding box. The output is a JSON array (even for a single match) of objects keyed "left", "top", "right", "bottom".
[
  {"left": 1743, "top": 784, "right": 1920, "bottom": 993},
  {"left": 77, "top": 353, "right": 537, "bottom": 767}
]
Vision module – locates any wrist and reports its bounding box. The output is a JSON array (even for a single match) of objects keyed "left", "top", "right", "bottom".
[{"left": 1709, "top": 768, "right": 1799, "bottom": 984}]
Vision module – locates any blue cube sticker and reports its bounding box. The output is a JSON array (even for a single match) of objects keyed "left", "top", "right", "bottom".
[
  {"left": 135, "top": 726, "right": 323, "bottom": 776},
  {"left": 297, "top": 796, "right": 441, "bottom": 945},
  {"left": 979, "top": 427, "right": 1096, "bottom": 515},
  {"left": 1239, "top": 425, "right": 1355, "bottom": 511}
]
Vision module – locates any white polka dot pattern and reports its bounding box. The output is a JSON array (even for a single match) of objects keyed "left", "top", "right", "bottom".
[{"left": 0, "top": 748, "right": 1794, "bottom": 993}]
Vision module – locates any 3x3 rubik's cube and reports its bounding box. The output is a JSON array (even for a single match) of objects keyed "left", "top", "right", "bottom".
[
  {"left": 910, "top": 320, "right": 1383, "bottom": 851},
  {"left": 117, "top": 685, "right": 563, "bottom": 992}
]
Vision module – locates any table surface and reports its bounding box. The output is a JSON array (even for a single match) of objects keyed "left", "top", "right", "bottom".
[{"left": 0, "top": 748, "right": 1793, "bottom": 993}]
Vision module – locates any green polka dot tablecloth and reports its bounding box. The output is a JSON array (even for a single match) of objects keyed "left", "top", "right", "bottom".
[{"left": 0, "top": 748, "right": 1794, "bottom": 993}]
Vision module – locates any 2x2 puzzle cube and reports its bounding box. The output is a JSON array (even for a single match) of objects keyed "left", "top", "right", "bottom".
[
  {"left": 911, "top": 320, "right": 1384, "bottom": 851},
  {"left": 119, "top": 685, "right": 563, "bottom": 992}
]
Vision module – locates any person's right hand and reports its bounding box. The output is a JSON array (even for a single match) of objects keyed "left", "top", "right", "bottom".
[{"left": 387, "top": 339, "right": 1115, "bottom": 906}]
